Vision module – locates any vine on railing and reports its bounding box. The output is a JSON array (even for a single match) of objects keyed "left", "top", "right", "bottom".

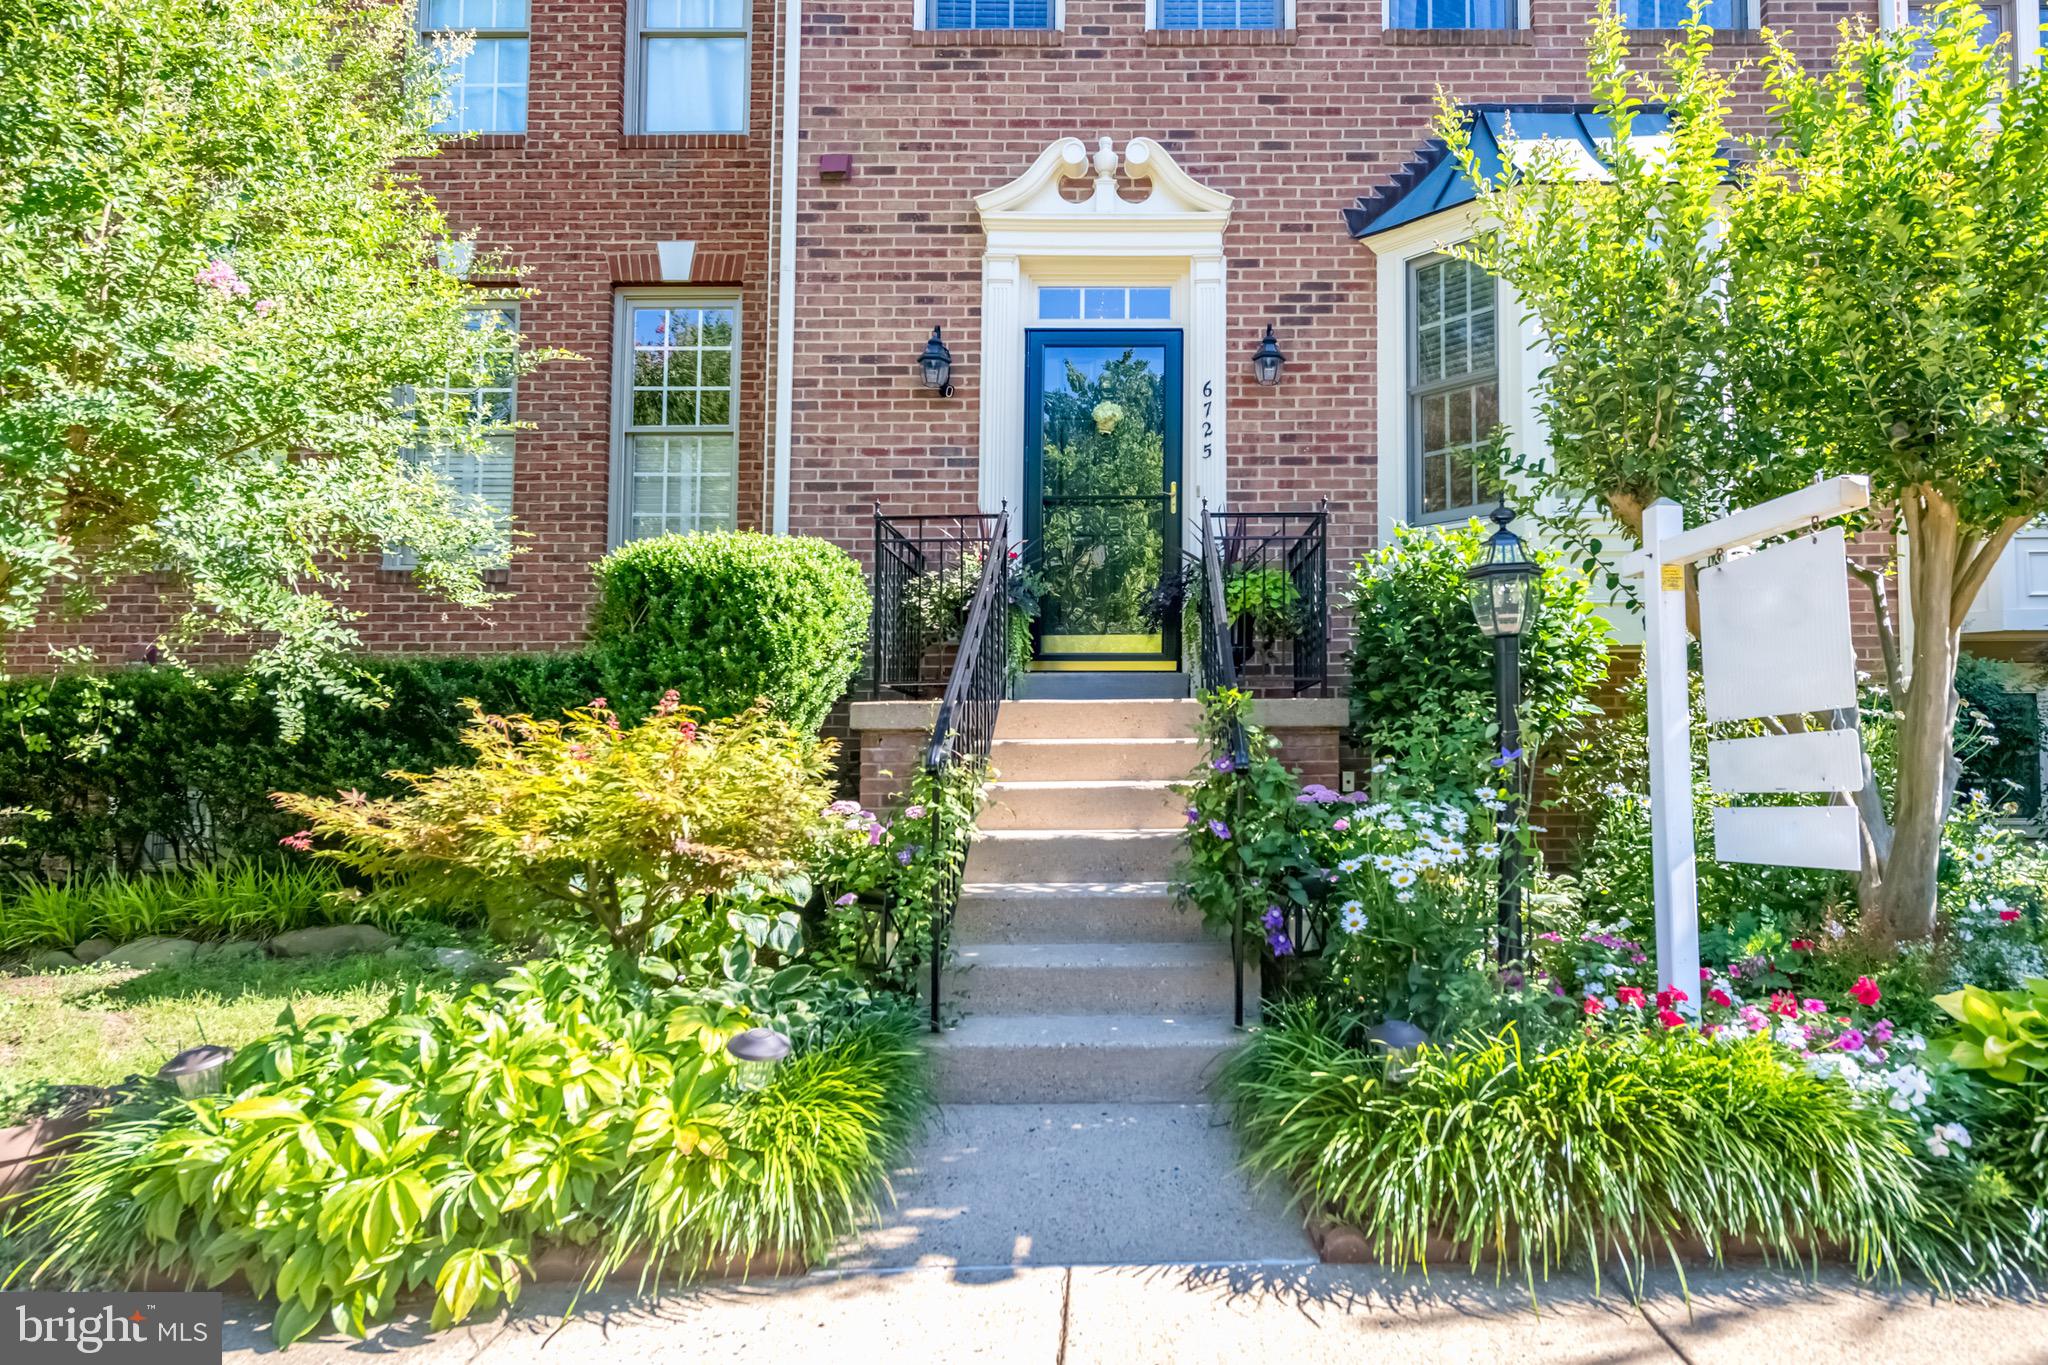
[{"left": 1209, "top": 503, "right": 1330, "bottom": 697}]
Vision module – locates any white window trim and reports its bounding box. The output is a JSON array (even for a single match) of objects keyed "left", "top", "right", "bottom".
[
  {"left": 625, "top": 0, "right": 752, "bottom": 135},
  {"left": 418, "top": 4, "right": 530, "bottom": 135},
  {"left": 1145, "top": 0, "right": 1295, "bottom": 31},
  {"left": 915, "top": 0, "right": 1066, "bottom": 30},
  {"left": 608, "top": 289, "right": 742, "bottom": 548},
  {"left": 385, "top": 302, "right": 520, "bottom": 571},
  {"left": 1405, "top": 252, "right": 1500, "bottom": 526},
  {"left": 1377, "top": 0, "right": 1528, "bottom": 30}
]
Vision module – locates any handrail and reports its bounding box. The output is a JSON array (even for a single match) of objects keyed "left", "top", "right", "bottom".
[
  {"left": 919, "top": 508, "right": 1008, "bottom": 1031},
  {"left": 1207, "top": 502, "right": 1330, "bottom": 697},
  {"left": 1199, "top": 507, "right": 1252, "bottom": 1029}
]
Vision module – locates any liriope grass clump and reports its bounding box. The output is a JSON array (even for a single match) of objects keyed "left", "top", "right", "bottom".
[
  {"left": 0, "top": 860, "right": 356, "bottom": 954},
  {"left": 1221, "top": 1003, "right": 1929, "bottom": 1291}
]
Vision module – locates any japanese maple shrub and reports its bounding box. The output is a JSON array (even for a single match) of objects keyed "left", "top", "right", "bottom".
[{"left": 275, "top": 695, "right": 834, "bottom": 963}]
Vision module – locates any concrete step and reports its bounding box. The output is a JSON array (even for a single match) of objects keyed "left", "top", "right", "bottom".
[
  {"left": 990, "top": 736, "right": 1203, "bottom": 783},
  {"left": 994, "top": 700, "right": 1202, "bottom": 741},
  {"left": 980, "top": 780, "right": 1187, "bottom": 832},
  {"left": 954, "top": 881, "right": 1202, "bottom": 944},
  {"left": 944, "top": 941, "right": 1234, "bottom": 1016},
  {"left": 926, "top": 1014, "right": 1244, "bottom": 1103},
  {"left": 964, "top": 829, "right": 1183, "bottom": 883}
]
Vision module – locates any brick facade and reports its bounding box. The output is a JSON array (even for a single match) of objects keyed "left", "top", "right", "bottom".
[{"left": 13, "top": 0, "right": 1880, "bottom": 673}]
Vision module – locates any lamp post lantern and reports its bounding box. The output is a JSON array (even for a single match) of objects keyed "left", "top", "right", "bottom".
[{"left": 1465, "top": 498, "right": 1542, "bottom": 968}]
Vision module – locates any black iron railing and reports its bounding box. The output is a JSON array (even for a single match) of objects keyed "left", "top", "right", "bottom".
[
  {"left": 1198, "top": 508, "right": 1254, "bottom": 1029},
  {"left": 919, "top": 509, "right": 1008, "bottom": 1031},
  {"left": 1208, "top": 504, "right": 1330, "bottom": 697},
  {"left": 871, "top": 509, "right": 1006, "bottom": 698}
]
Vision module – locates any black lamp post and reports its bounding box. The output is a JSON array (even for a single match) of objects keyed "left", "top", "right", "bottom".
[
  {"left": 919, "top": 326, "right": 955, "bottom": 397},
  {"left": 1250, "top": 324, "right": 1286, "bottom": 386},
  {"left": 1465, "top": 498, "right": 1542, "bottom": 967}
]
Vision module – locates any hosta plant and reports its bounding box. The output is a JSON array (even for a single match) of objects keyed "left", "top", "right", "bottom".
[
  {"left": 7, "top": 951, "right": 929, "bottom": 1345},
  {"left": 275, "top": 695, "right": 834, "bottom": 963},
  {"left": 1930, "top": 980, "right": 2048, "bottom": 1084}
]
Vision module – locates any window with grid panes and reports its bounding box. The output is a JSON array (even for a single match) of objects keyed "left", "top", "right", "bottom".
[
  {"left": 1156, "top": 0, "right": 1281, "bottom": 29},
  {"left": 1618, "top": 0, "right": 1744, "bottom": 27},
  {"left": 420, "top": 0, "right": 529, "bottom": 134},
  {"left": 1385, "top": 0, "right": 1511, "bottom": 30},
  {"left": 617, "top": 300, "right": 738, "bottom": 540},
  {"left": 384, "top": 305, "right": 518, "bottom": 570},
  {"left": 1408, "top": 256, "right": 1498, "bottom": 523},
  {"left": 930, "top": 0, "right": 1053, "bottom": 29}
]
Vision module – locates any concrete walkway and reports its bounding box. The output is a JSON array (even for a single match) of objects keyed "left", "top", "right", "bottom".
[{"left": 221, "top": 1264, "right": 2048, "bottom": 1363}]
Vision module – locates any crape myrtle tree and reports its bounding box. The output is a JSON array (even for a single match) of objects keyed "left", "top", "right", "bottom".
[
  {"left": 0, "top": 0, "right": 552, "bottom": 721},
  {"left": 1441, "top": 1, "right": 2048, "bottom": 944}
]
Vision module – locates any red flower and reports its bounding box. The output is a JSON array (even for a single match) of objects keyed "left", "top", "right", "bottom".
[
  {"left": 1582, "top": 996, "right": 1604, "bottom": 1015},
  {"left": 1616, "top": 986, "right": 1646, "bottom": 1009},
  {"left": 1787, "top": 939, "right": 1816, "bottom": 952},
  {"left": 1849, "top": 976, "right": 1881, "bottom": 1008},
  {"left": 1767, "top": 991, "right": 1800, "bottom": 1019},
  {"left": 1657, "top": 1007, "right": 1686, "bottom": 1029},
  {"left": 1699, "top": 967, "right": 1712, "bottom": 981},
  {"left": 1999, "top": 909, "right": 2023, "bottom": 923},
  {"left": 1656, "top": 986, "right": 1690, "bottom": 1009},
  {"left": 1708, "top": 988, "right": 1733, "bottom": 1008}
]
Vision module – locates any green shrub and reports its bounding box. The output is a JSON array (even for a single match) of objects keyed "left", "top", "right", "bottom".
[
  {"left": 0, "top": 653, "right": 605, "bottom": 875},
  {"left": 1223, "top": 1003, "right": 1930, "bottom": 1287},
  {"left": 8, "top": 951, "right": 928, "bottom": 1345},
  {"left": 278, "top": 698, "right": 834, "bottom": 963},
  {"left": 0, "top": 860, "right": 365, "bottom": 954},
  {"left": 1346, "top": 520, "right": 1612, "bottom": 785},
  {"left": 592, "top": 532, "right": 868, "bottom": 731},
  {"left": 1956, "top": 653, "right": 2044, "bottom": 819}
]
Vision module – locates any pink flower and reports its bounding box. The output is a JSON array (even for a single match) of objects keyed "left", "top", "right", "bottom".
[
  {"left": 1332, "top": 818, "right": 1350, "bottom": 832},
  {"left": 1836, "top": 1028, "right": 1867, "bottom": 1052},
  {"left": 1802, "top": 998, "right": 1827, "bottom": 1014},
  {"left": 1999, "top": 909, "right": 2023, "bottom": 923},
  {"left": 1616, "top": 986, "right": 1646, "bottom": 1009},
  {"left": 1582, "top": 996, "right": 1604, "bottom": 1015},
  {"left": 1699, "top": 967, "right": 1712, "bottom": 981},
  {"left": 1849, "top": 976, "right": 1881, "bottom": 1008},
  {"left": 1657, "top": 1007, "right": 1685, "bottom": 1029},
  {"left": 1708, "top": 988, "right": 1733, "bottom": 1008},
  {"left": 1768, "top": 992, "right": 1800, "bottom": 1018},
  {"left": 1656, "top": 986, "right": 1690, "bottom": 1008},
  {"left": 195, "top": 258, "right": 249, "bottom": 297},
  {"left": 279, "top": 830, "right": 313, "bottom": 853},
  {"left": 254, "top": 298, "right": 277, "bottom": 317}
]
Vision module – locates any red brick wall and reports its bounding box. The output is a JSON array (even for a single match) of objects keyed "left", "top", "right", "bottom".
[{"left": 11, "top": 0, "right": 779, "bottom": 668}]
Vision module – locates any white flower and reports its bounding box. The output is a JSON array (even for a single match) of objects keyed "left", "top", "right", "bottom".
[
  {"left": 1396, "top": 890, "right": 1416, "bottom": 903},
  {"left": 1883, "top": 1064, "right": 1934, "bottom": 1112},
  {"left": 1389, "top": 868, "right": 1418, "bottom": 889},
  {"left": 1968, "top": 845, "right": 1997, "bottom": 869},
  {"left": 1371, "top": 853, "right": 1399, "bottom": 872},
  {"left": 1339, "top": 903, "right": 1368, "bottom": 933},
  {"left": 1775, "top": 1023, "right": 1809, "bottom": 1050},
  {"left": 1475, "top": 842, "right": 1500, "bottom": 858},
  {"left": 1931, "top": 1122, "right": 1973, "bottom": 1155},
  {"left": 1382, "top": 814, "right": 1407, "bottom": 831},
  {"left": 1338, "top": 857, "right": 1366, "bottom": 874},
  {"left": 1602, "top": 783, "right": 1634, "bottom": 801},
  {"left": 1927, "top": 1131, "right": 1952, "bottom": 1159}
]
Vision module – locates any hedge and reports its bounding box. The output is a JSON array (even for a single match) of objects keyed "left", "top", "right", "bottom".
[{"left": 592, "top": 531, "right": 868, "bottom": 733}]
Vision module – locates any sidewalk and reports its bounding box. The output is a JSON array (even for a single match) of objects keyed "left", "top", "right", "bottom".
[{"left": 222, "top": 1263, "right": 2048, "bottom": 1363}]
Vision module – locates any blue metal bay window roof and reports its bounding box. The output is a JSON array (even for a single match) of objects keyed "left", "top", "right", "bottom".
[{"left": 1343, "top": 105, "right": 1675, "bottom": 240}]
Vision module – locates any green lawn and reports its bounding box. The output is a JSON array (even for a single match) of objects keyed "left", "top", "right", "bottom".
[{"left": 0, "top": 939, "right": 498, "bottom": 1125}]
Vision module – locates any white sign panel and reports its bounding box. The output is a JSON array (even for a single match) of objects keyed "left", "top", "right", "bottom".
[
  {"left": 1713, "top": 805, "right": 1863, "bottom": 871},
  {"left": 1707, "top": 729, "right": 1864, "bottom": 794},
  {"left": 1697, "top": 527, "right": 1859, "bottom": 724}
]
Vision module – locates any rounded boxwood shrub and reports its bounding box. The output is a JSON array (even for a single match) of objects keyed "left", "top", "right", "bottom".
[{"left": 592, "top": 531, "right": 868, "bottom": 732}]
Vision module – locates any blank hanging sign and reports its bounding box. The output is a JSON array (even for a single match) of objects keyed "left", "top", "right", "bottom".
[
  {"left": 1713, "top": 805, "right": 1862, "bottom": 871},
  {"left": 1707, "top": 729, "right": 1865, "bottom": 794},
  {"left": 1698, "top": 527, "right": 1858, "bottom": 724}
]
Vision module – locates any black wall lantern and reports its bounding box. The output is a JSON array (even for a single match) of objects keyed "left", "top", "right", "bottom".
[
  {"left": 919, "top": 325, "right": 955, "bottom": 398},
  {"left": 1465, "top": 498, "right": 1543, "bottom": 968},
  {"left": 1251, "top": 324, "right": 1286, "bottom": 386}
]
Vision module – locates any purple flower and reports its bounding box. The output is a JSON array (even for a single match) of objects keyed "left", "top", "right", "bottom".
[
  {"left": 835, "top": 892, "right": 858, "bottom": 906},
  {"left": 904, "top": 805, "right": 927, "bottom": 821},
  {"left": 1185, "top": 807, "right": 1200, "bottom": 826},
  {"left": 1267, "top": 932, "right": 1294, "bottom": 957},
  {"left": 1872, "top": 1018, "right": 1896, "bottom": 1045},
  {"left": 1212, "top": 757, "right": 1236, "bottom": 773},
  {"left": 1261, "top": 906, "right": 1285, "bottom": 932},
  {"left": 896, "top": 846, "right": 921, "bottom": 866},
  {"left": 1207, "top": 819, "right": 1231, "bottom": 840},
  {"left": 1490, "top": 747, "right": 1524, "bottom": 769},
  {"left": 196, "top": 257, "right": 249, "bottom": 297},
  {"left": 868, "top": 824, "right": 887, "bottom": 846},
  {"left": 1835, "top": 1028, "right": 1867, "bottom": 1052}
]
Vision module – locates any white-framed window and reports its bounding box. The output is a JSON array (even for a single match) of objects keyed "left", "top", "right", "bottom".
[
  {"left": 1908, "top": 0, "right": 2021, "bottom": 73},
  {"left": 385, "top": 304, "right": 519, "bottom": 571},
  {"left": 631, "top": 0, "right": 749, "bottom": 134},
  {"left": 420, "top": 0, "right": 530, "bottom": 134},
  {"left": 1036, "top": 285, "right": 1175, "bottom": 321},
  {"left": 928, "top": 0, "right": 1055, "bottom": 29},
  {"left": 1386, "top": 0, "right": 1514, "bottom": 28},
  {"left": 612, "top": 294, "right": 739, "bottom": 543},
  {"left": 1619, "top": 0, "right": 1747, "bottom": 26},
  {"left": 1408, "top": 255, "right": 1498, "bottom": 524},
  {"left": 1154, "top": 0, "right": 1284, "bottom": 28}
]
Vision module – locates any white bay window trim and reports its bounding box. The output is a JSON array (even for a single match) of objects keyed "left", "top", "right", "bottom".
[{"left": 609, "top": 290, "right": 741, "bottom": 546}]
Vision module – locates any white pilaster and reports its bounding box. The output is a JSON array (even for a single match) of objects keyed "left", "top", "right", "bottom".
[{"left": 978, "top": 254, "right": 1024, "bottom": 518}]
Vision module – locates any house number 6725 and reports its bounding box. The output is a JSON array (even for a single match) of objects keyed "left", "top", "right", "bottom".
[{"left": 1201, "top": 380, "right": 1214, "bottom": 461}]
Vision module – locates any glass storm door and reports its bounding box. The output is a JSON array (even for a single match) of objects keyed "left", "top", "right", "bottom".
[{"left": 1023, "top": 329, "right": 1183, "bottom": 670}]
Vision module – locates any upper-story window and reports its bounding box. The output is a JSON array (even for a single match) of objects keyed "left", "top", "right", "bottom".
[
  {"left": 634, "top": 0, "right": 749, "bottom": 134},
  {"left": 1619, "top": 0, "right": 1747, "bottom": 26},
  {"left": 421, "top": 0, "right": 529, "bottom": 134},
  {"left": 929, "top": 0, "right": 1054, "bottom": 29},
  {"left": 1387, "top": 0, "right": 1514, "bottom": 29},
  {"left": 614, "top": 296, "right": 740, "bottom": 542},
  {"left": 1156, "top": 0, "right": 1283, "bottom": 28},
  {"left": 1908, "top": 0, "right": 2018, "bottom": 73},
  {"left": 386, "top": 305, "right": 519, "bottom": 570},
  {"left": 1408, "top": 256, "right": 1497, "bottom": 523}
]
